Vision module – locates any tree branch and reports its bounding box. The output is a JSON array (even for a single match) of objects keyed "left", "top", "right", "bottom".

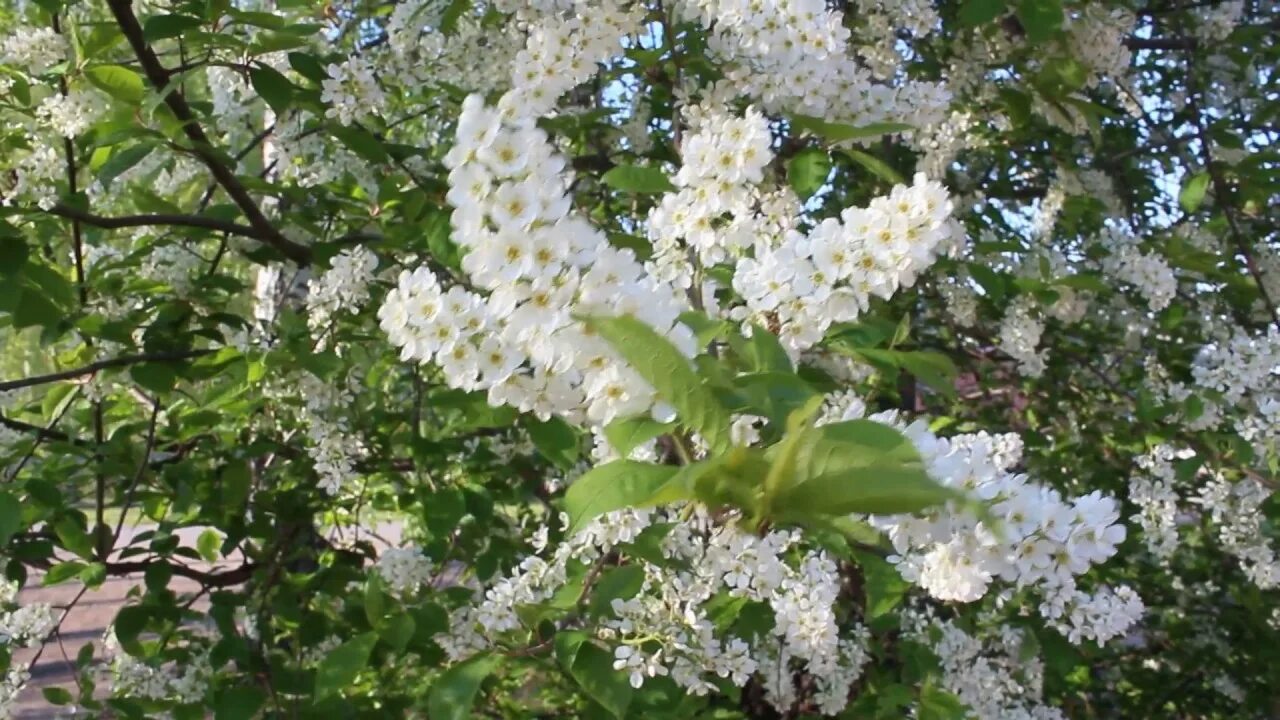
[
  {"left": 46, "top": 202, "right": 264, "bottom": 239},
  {"left": 104, "top": 0, "right": 312, "bottom": 265},
  {"left": 0, "top": 349, "right": 213, "bottom": 392}
]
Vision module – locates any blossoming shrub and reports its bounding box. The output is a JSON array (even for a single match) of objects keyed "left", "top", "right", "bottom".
[{"left": 0, "top": 0, "right": 1277, "bottom": 717}]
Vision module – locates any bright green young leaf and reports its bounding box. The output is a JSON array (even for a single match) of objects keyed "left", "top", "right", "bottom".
[
  {"left": 585, "top": 314, "right": 732, "bottom": 452},
  {"left": 315, "top": 632, "right": 378, "bottom": 699},
  {"left": 43, "top": 561, "right": 87, "bottom": 586},
  {"left": 427, "top": 653, "right": 502, "bottom": 720},
  {"left": 1179, "top": 171, "right": 1211, "bottom": 213},
  {"left": 85, "top": 65, "right": 146, "bottom": 104},
  {"left": 564, "top": 460, "right": 680, "bottom": 533},
  {"left": 777, "top": 465, "right": 955, "bottom": 518},
  {"left": 787, "top": 147, "right": 831, "bottom": 199},
  {"left": 196, "top": 528, "right": 222, "bottom": 563},
  {"left": 601, "top": 164, "right": 677, "bottom": 193},
  {"left": 842, "top": 148, "right": 905, "bottom": 185},
  {"left": 603, "top": 415, "right": 675, "bottom": 458},
  {"left": 848, "top": 348, "right": 959, "bottom": 398}
]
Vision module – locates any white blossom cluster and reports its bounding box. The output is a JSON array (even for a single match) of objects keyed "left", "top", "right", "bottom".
[
  {"left": 0, "top": 580, "right": 56, "bottom": 648},
  {"left": 818, "top": 392, "right": 1139, "bottom": 644},
  {"left": 0, "top": 664, "right": 29, "bottom": 720},
  {"left": 375, "top": 546, "right": 436, "bottom": 598},
  {"left": 298, "top": 372, "right": 366, "bottom": 496},
  {"left": 851, "top": 0, "right": 939, "bottom": 78},
  {"left": 903, "top": 608, "right": 1065, "bottom": 720},
  {"left": 646, "top": 106, "right": 776, "bottom": 271},
  {"left": 34, "top": 87, "right": 104, "bottom": 138},
  {"left": 380, "top": 93, "right": 694, "bottom": 426},
  {"left": 307, "top": 247, "right": 378, "bottom": 344},
  {"left": 1196, "top": 473, "right": 1280, "bottom": 589},
  {"left": 437, "top": 506, "right": 871, "bottom": 715},
  {"left": 1196, "top": 1, "right": 1245, "bottom": 42},
  {"left": 679, "top": 0, "right": 950, "bottom": 130},
  {"left": 140, "top": 242, "right": 203, "bottom": 295},
  {"left": 321, "top": 56, "right": 386, "bottom": 126},
  {"left": 1065, "top": 7, "right": 1135, "bottom": 88},
  {"left": 505, "top": 0, "right": 643, "bottom": 118},
  {"left": 1098, "top": 226, "right": 1177, "bottom": 312},
  {"left": 0, "top": 26, "right": 65, "bottom": 75},
  {"left": 1128, "top": 445, "right": 1192, "bottom": 560},
  {"left": 102, "top": 629, "right": 213, "bottom": 705},
  {"left": 999, "top": 296, "right": 1047, "bottom": 377},
  {"left": 1191, "top": 325, "right": 1280, "bottom": 459},
  {"left": 732, "top": 173, "right": 957, "bottom": 352},
  {"left": 384, "top": 0, "right": 522, "bottom": 95}
]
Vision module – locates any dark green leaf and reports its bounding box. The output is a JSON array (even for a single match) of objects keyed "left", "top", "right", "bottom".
[
  {"left": 959, "top": 0, "right": 1006, "bottom": 27},
  {"left": 588, "top": 565, "right": 645, "bottom": 618},
  {"left": 143, "top": 14, "right": 205, "bottom": 41},
  {"left": 0, "top": 491, "right": 21, "bottom": 546},
  {"left": 1015, "top": 0, "right": 1063, "bottom": 42},
  {"left": 42, "top": 687, "right": 73, "bottom": 705},
  {"left": 213, "top": 686, "right": 265, "bottom": 720},
  {"left": 525, "top": 416, "right": 579, "bottom": 470},
  {"left": 250, "top": 65, "right": 294, "bottom": 115},
  {"left": 427, "top": 653, "right": 502, "bottom": 720},
  {"left": 314, "top": 632, "right": 377, "bottom": 699}
]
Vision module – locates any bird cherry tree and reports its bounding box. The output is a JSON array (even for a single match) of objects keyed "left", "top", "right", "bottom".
[{"left": 0, "top": 0, "right": 1277, "bottom": 717}]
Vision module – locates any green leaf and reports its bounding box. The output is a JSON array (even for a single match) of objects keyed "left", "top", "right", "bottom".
[
  {"left": 143, "top": 14, "right": 205, "bottom": 41},
  {"left": 731, "top": 325, "right": 793, "bottom": 373},
  {"left": 43, "top": 561, "right": 88, "bottom": 586},
  {"left": 379, "top": 612, "right": 416, "bottom": 654},
  {"left": 601, "top": 165, "right": 676, "bottom": 194},
  {"left": 439, "top": 0, "right": 470, "bottom": 33},
  {"left": 568, "top": 643, "right": 633, "bottom": 718},
  {"left": 1179, "top": 172, "right": 1211, "bottom": 213},
  {"left": 42, "top": 687, "right": 73, "bottom": 705},
  {"left": 130, "top": 362, "right": 177, "bottom": 395},
  {"left": 85, "top": 65, "right": 146, "bottom": 104},
  {"left": 250, "top": 65, "right": 294, "bottom": 115},
  {"left": 847, "top": 349, "right": 959, "bottom": 398},
  {"left": 1015, "top": 0, "right": 1063, "bottom": 42},
  {"left": 841, "top": 148, "right": 905, "bottom": 185},
  {"left": 525, "top": 416, "right": 579, "bottom": 470},
  {"left": 585, "top": 314, "right": 732, "bottom": 452},
  {"left": 113, "top": 605, "right": 150, "bottom": 649},
  {"left": 288, "top": 51, "right": 327, "bottom": 84},
  {"left": 97, "top": 144, "right": 155, "bottom": 189},
  {"left": 213, "top": 686, "right": 266, "bottom": 720},
  {"left": 565, "top": 460, "right": 680, "bottom": 533},
  {"left": 773, "top": 419, "right": 957, "bottom": 518},
  {"left": 778, "top": 465, "right": 955, "bottom": 518},
  {"left": 196, "top": 529, "right": 222, "bottom": 563},
  {"left": 314, "top": 632, "right": 378, "bottom": 699},
  {"left": 855, "top": 551, "right": 909, "bottom": 619},
  {"left": 0, "top": 491, "right": 21, "bottom": 545},
  {"left": 79, "top": 562, "right": 107, "bottom": 588},
  {"left": 365, "top": 574, "right": 387, "bottom": 627},
  {"left": 787, "top": 148, "right": 831, "bottom": 199},
  {"left": 330, "top": 124, "right": 388, "bottom": 163},
  {"left": 919, "top": 683, "right": 968, "bottom": 720},
  {"left": 603, "top": 416, "right": 675, "bottom": 457},
  {"left": 958, "top": 0, "right": 1006, "bottom": 27},
  {"left": 789, "top": 115, "right": 912, "bottom": 144},
  {"left": 427, "top": 653, "right": 502, "bottom": 720},
  {"left": 588, "top": 565, "right": 646, "bottom": 618}
]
